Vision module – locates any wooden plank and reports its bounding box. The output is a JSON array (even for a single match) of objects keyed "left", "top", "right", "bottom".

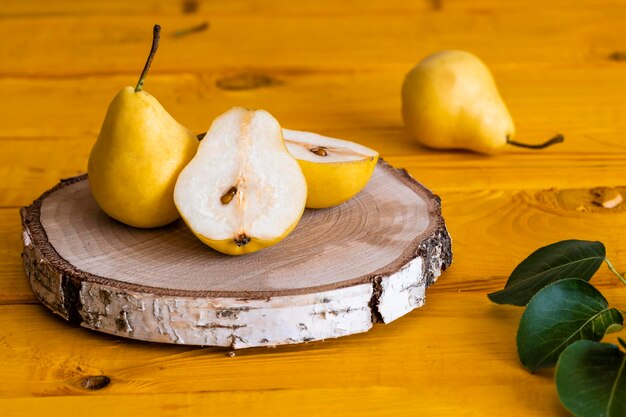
[
  {"left": 1, "top": 291, "right": 624, "bottom": 414},
  {"left": 2, "top": 0, "right": 435, "bottom": 17},
  {"left": 1, "top": 66, "right": 624, "bottom": 146},
  {"left": 2, "top": 0, "right": 624, "bottom": 17},
  {"left": 0, "top": 387, "right": 567, "bottom": 417},
  {"left": 2, "top": 137, "right": 626, "bottom": 207},
  {"left": 436, "top": 188, "right": 626, "bottom": 293},
  {"left": 3, "top": 177, "right": 626, "bottom": 304},
  {"left": 1, "top": 389, "right": 419, "bottom": 417},
  {"left": 0, "top": 209, "right": 34, "bottom": 305},
  {"left": 1, "top": 10, "right": 625, "bottom": 77},
  {"left": 0, "top": 293, "right": 557, "bottom": 394},
  {"left": 1, "top": 1, "right": 625, "bottom": 415}
]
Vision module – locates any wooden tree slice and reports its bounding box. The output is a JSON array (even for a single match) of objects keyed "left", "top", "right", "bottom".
[{"left": 21, "top": 160, "right": 452, "bottom": 348}]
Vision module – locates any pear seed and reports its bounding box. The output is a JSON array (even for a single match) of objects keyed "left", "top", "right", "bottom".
[
  {"left": 310, "top": 147, "right": 328, "bottom": 157},
  {"left": 220, "top": 187, "right": 237, "bottom": 205},
  {"left": 234, "top": 234, "right": 251, "bottom": 247}
]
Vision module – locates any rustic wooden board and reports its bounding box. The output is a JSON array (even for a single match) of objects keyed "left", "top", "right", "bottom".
[
  {"left": 20, "top": 160, "right": 451, "bottom": 348},
  {"left": 4, "top": 1, "right": 625, "bottom": 415}
]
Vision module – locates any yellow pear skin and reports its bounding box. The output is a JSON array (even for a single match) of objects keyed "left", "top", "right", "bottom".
[
  {"left": 194, "top": 219, "right": 301, "bottom": 256},
  {"left": 297, "top": 158, "right": 378, "bottom": 208},
  {"left": 402, "top": 50, "right": 514, "bottom": 154},
  {"left": 402, "top": 50, "right": 563, "bottom": 154},
  {"left": 282, "top": 129, "right": 379, "bottom": 209},
  {"left": 89, "top": 87, "right": 198, "bottom": 228},
  {"left": 88, "top": 25, "right": 199, "bottom": 228}
]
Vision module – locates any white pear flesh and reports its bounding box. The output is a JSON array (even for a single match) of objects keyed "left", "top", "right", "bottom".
[
  {"left": 174, "top": 107, "right": 307, "bottom": 255},
  {"left": 283, "top": 129, "right": 379, "bottom": 208},
  {"left": 283, "top": 129, "right": 378, "bottom": 163}
]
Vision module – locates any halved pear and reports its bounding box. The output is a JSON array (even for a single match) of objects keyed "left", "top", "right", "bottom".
[
  {"left": 174, "top": 108, "right": 307, "bottom": 255},
  {"left": 283, "top": 129, "right": 379, "bottom": 209}
]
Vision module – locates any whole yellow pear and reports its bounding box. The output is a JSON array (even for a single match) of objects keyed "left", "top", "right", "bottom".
[
  {"left": 88, "top": 25, "right": 198, "bottom": 228},
  {"left": 402, "top": 50, "right": 563, "bottom": 154}
]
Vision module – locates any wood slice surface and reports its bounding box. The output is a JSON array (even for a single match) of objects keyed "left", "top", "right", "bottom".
[{"left": 21, "top": 160, "right": 452, "bottom": 348}]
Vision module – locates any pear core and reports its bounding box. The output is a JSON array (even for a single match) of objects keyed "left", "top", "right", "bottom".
[{"left": 174, "top": 108, "right": 307, "bottom": 255}]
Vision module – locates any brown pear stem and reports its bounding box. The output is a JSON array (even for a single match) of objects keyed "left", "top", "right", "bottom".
[
  {"left": 135, "top": 25, "right": 161, "bottom": 93},
  {"left": 506, "top": 134, "right": 564, "bottom": 150}
]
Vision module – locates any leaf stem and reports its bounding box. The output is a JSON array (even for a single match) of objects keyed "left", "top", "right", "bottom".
[
  {"left": 506, "top": 134, "right": 564, "bottom": 149},
  {"left": 605, "top": 258, "right": 626, "bottom": 286},
  {"left": 135, "top": 24, "right": 161, "bottom": 93}
]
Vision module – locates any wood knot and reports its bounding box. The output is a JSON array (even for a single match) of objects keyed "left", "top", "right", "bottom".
[
  {"left": 532, "top": 186, "right": 624, "bottom": 212},
  {"left": 182, "top": 0, "right": 198, "bottom": 14},
  {"left": 430, "top": 0, "right": 443, "bottom": 10},
  {"left": 215, "top": 73, "right": 282, "bottom": 91},
  {"left": 609, "top": 51, "right": 626, "bottom": 61},
  {"left": 80, "top": 375, "right": 111, "bottom": 390},
  {"left": 591, "top": 187, "right": 623, "bottom": 208},
  {"left": 172, "top": 21, "right": 209, "bottom": 38}
]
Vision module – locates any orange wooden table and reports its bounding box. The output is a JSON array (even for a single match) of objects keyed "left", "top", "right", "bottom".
[{"left": 1, "top": 1, "right": 626, "bottom": 415}]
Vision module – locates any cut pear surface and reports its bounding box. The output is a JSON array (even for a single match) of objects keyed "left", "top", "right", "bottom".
[
  {"left": 283, "top": 129, "right": 379, "bottom": 208},
  {"left": 175, "top": 108, "right": 307, "bottom": 255}
]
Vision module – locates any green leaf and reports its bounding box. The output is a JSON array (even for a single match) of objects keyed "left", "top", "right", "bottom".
[
  {"left": 488, "top": 240, "right": 605, "bottom": 306},
  {"left": 607, "top": 323, "right": 624, "bottom": 334},
  {"left": 556, "top": 340, "right": 626, "bottom": 417},
  {"left": 517, "top": 279, "right": 623, "bottom": 371}
]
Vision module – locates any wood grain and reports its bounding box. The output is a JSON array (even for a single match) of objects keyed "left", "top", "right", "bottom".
[
  {"left": 3, "top": 0, "right": 626, "bottom": 17},
  {"left": 2, "top": 67, "right": 626, "bottom": 154},
  {"left": 21, "top": 162, "right": 451, "bottom": 346},
  {"left": 2, "top": 8, "right": 626, "bottom": 77},
  {"left": 4, "top": 182, "right": 626, "bottom": 306},
  {"left": 3, "top": 289, "right": 625, "bottom": 415},
  {"left": 1, "top": 0, "right": 626, "bottom": 414},
  {"left": 31, "top": 165, "right": 440, "bottom": 294}
]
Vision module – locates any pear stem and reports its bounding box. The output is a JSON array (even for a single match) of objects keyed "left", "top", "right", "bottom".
[
  {"left": 135, "top": 25, "right": 161, "bottom": 93},
  {"left": 605, "top": 258, "right": 626, "bottom": 287},
  {"left": 506, "top": 134, "right": 564, "bottom": 150}
]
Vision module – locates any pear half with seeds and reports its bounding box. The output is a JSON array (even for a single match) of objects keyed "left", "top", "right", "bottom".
[
  {"left": 174, "top": 108, "right": 307, "bottom": 255},
  {"left": 283, "top": 129, "right": 379, "bottom": 209}
]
